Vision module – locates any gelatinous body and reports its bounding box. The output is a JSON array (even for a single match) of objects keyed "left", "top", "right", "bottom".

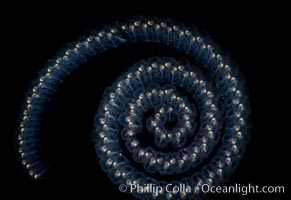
[{"left": 18, "top": 17, "right": 251, "bottom": 199}]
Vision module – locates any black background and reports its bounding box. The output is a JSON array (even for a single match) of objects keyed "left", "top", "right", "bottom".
[{"left": 1, "top": 3, "right": 289, "bottom": 200}]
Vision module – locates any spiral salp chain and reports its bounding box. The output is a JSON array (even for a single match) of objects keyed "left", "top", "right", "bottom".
[{"left": 18, "top": 17, "right": 250, "bottom": 199}]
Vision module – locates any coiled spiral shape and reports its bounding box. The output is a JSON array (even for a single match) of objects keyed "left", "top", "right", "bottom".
[{"left": 18, "top": 17, "right": 251, "bottom": 199}]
